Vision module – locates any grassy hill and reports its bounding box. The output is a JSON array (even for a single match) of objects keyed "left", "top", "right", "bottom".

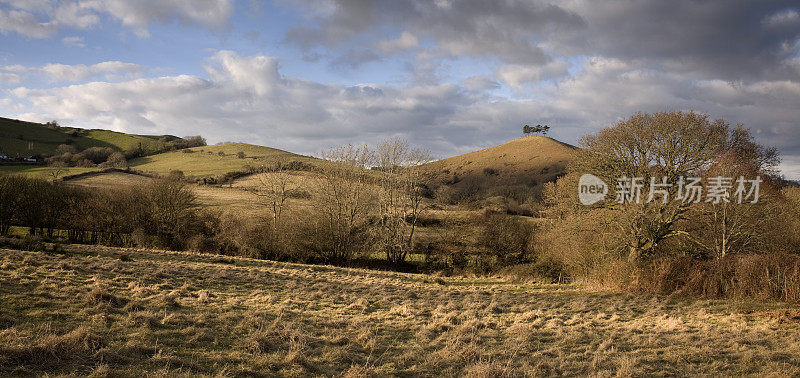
[
  {"left": 0, "top": 116, "right": 180, "bottom": 157},
  {"left": 423, "top": 136, "right": 578, "bottom": 200},
  {"left": 129, "top": 143, "right": 319, "bottom": 177}
]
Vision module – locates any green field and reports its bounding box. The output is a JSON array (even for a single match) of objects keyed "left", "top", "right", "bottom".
[
  {"left": 0, "top": 117, "right": 179, "bottom": 157},
  {"left": 129, "top": 143, "right": 317, "bottom": 177},
  {"left": 1, "top": 245, "right": 799, "bottom": 376},
  {"left": 0, "top": 165, "right": 97, "bottom": 178}
]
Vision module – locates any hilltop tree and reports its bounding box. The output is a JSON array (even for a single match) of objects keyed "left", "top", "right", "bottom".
[{"left": 524, "top": 124, "right": 550, "bottom": 136}]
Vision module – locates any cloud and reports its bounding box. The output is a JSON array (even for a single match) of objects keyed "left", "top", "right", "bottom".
[
  {"left": 0, "top": 64, "right": 28, "bottom": 84},
  {"left": 284, "top": 0, "right": 583, "bottom": 66},
  {"left": 0, "top": 0, "right": 234, "bottom": 38},
  {"left": 377, "top": 31, "right": 418, "bottom": 52},
  {"left": 495, "top": 61, "right": 570, "bottom": 88},
  {"left": 555, "top": 1, "right": 800, "bottom": 80},
  {"left": 0, "top": 61, "right": 143, "bottom": 84},
  {"left": 461, "top": 76, "right": 500, "bottom": 92},
  {"left": 6, "top": 51, "right": 799, "bottom": 179},
  {"left": 80, "top": 0, "right": 234, "bottom": 37},
  {"left": 61, "top": 35, "right": 85, "bottom": 47},
  {"left": 0, "top": 7, "right": 57, "bottom": 38},
  {"left": 282, "top": 0, "right": 800, "bottom": 83}
]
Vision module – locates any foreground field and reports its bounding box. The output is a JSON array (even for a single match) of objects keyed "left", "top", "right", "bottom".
[{"left": 2, "top": 246, "right": 800, "bottom": 376}]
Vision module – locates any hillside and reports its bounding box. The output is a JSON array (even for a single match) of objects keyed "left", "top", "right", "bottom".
[
  {"left": 423, "top": 136, "right": 578, "bottom": 197},
  {"left": 0, "top": 117, "right": 180, "bottom": 157},
  {"left": 129, "top": 142, "right": 319, "bottom": 177}
]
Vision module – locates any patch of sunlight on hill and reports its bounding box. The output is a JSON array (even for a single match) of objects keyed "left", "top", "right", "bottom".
[
  {"left": 129, "top": 143, "right": 317, "bottom": 177},
  {"left": 423, "top": 136, "right": 578, "bottom": 188},
  {"left": 0, "top": 166, "right": 97, "bottom": 178},
  {"left": 0, "top": 117, "right": 180, "bottom": 156}
]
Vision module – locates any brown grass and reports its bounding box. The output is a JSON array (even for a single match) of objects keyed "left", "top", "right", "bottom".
[
  {"left": 1, "top": 245, "right": 800, "bottom": 376},
  {"left": 635, "top": 254, "right": 800, "bottom": 302},
  {"left": 423, "top": 136, "right": 577, "bottom": 191}
]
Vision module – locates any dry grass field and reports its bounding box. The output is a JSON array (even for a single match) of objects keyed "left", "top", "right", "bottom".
[
  {"left": 66, "top": 170, "right": 321, "bottom": 219},
  {"left": 2, "top": 245, "right": 800, "bottom": 377}
]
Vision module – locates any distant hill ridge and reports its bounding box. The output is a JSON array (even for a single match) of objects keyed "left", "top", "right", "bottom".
[{"left": 0, "top": 116, "right": 181, "bottom": 158}]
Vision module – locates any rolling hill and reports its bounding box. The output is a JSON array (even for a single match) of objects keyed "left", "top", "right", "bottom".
[
  {"left": 423, "top": 136, "right": 578, "bottom": 194},
  {"left": 0, "top": 116, "right": 181, "bottom": 157},
  {"left": 128, "top": 142, "right": 319, "bottom": 177}
]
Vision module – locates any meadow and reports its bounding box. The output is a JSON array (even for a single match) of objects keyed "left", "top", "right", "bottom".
[{"left": 2, "top": 245, "right": 800, "bottom": 377}]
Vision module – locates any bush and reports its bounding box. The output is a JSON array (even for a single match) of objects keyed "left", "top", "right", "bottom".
[
  {"left": 632, "top": 254, "right": 800, "bottom": 303},
  {"left": 476, "top": 211, "right": 535, "bottom": 266}
]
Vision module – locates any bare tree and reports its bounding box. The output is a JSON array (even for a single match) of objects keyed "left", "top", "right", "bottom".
[
  {"left": 311, "top": 144, "right": 377, "bottom": 263},
  {"left": 375, "top": 138, "right": 431, "bottom": 265},
  {"left": 256, "top": 160, "right": 291, "bottom": 225}
]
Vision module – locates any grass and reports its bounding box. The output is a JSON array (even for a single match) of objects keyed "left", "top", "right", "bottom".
[
  {"left": 0, "top": 165, "right": 97, "bottom": 178},
  {"left": 1, "top": 245, "right": 800, "bottom": 376},
  {"left": 0, "top": 117, "right": 178, "bottom": 157},
  {"left": 129, "top": 143, "right": 317, "bottom": 177},
  {"left": 422, "top": 136, "right": 578, "bottom": 190}
]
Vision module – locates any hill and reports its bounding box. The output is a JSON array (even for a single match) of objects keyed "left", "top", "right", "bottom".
[
  {"left": 0, "top": 116, "right": 181, "bottom": 157},
  {"left": 129, "top": 142, "right": 319, "bottom": 178},
  {"left": 423, "top": 136, "right": 578, "bottom": 199}
]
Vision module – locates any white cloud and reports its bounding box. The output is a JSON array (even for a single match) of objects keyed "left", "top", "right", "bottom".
[
  {"left": 1, "top": 61, "right": 143, "bottom": 83},
  {"left": 61, "top": 35, "right": 85, "bottom": 47},
  {"left": 763, "top": 9, "right": 799, "bottom": 27},
  {"left": 41, "top": 61, "right": 143, "bottom": 82},
  {"left": 3, "top": 51, "right": 799, "bottom": 178},
  {"left": 0, "top": 64, "right": 29, "bottom": 84},
  {"left": 80, "top": 0, "right": 234, "bottom": 37},
  {"left": 0, "top": 0, "right": 234, "bottom": 38},
  {"left": 495, "top": 61, "right": 570, "bottom": 88},
  {"left": 53, "top": 1, "right": 99, "bottom": 29},
  {"left": 0, "top": 8, "right": 56, "bottom": 38},
  {"left": 377, "top": 31, "right": 418, "bottom": 52}
]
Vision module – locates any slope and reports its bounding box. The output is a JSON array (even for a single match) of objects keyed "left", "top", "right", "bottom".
[
  {"left": 128, "top": 142, "right": 319, "bottom": 177},
  {"left": 0, "top": 116, "right": 180, "bottom": 157},
  {"left": 423, "top": 136, "right": 578, "bottom": 196}
]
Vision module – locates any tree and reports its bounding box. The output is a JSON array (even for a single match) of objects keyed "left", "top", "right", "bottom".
[
  {"left": 256, "top": 160, "right": 290, "bottom": 225},
  {"left": 525, "top": 124, "right": 550, "bottom": 136},
  {"left": 310, "top": 144, "right": 377, "bottom": 263},
  {"left": 569, "top": 111, "right": 776, "bottom": 261},
  {"left": 375, "top": 138, "right": 431, "bottom": 265},
  {"left": 144, "top": 179, "right": 199, "bottom": 249}
]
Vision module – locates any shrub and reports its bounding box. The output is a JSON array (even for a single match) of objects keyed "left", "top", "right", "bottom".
[
  {"left": 476, "top": 212, "right": 535, "bottom": 266},
  {"left": 630, "top": 254, "right": 800, "bottom": 303}
]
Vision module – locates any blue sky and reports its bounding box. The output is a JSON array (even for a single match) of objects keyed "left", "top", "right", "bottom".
[{"left": 1, "top": 0, "right": 799, "bottom": 178}]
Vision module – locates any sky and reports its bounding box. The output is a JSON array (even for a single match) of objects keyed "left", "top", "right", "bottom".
[{"left": 1, "top": 0, "right": 799, "bottom": 178}]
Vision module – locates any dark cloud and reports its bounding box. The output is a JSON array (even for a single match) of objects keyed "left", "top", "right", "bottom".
[
  {"left": 283, "top": 0, "right": 800, "bottom": 81},
  {"left": 560, "top": 0, "right": 800, "bottom": 80},
  {"left": 284, "top": 0, "right": 584, "bottom": 66}
]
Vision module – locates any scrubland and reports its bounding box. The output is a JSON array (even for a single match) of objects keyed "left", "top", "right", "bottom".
[{"left": 2, "top": 245, "right": 800, "bottom": 377}]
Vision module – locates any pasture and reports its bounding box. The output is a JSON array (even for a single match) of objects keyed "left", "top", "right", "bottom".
[{"left": 1, "top": 246, "right": 799, "bottom": 376}]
